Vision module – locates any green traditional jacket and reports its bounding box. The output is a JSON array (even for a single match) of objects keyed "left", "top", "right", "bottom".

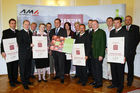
[{"left": 91, "top": 28, "right": 106, "bottom": 58}]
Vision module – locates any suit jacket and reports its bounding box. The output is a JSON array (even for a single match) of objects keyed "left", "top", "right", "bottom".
[
  {"left": 1, "top": 28, "right": 19, "bottom": 53},
  {"left": 85, "top": 29, "right": 93, "bottom": 57},
  {"left": 49, "top": 27, "right": 67, "bottom": 41},
  {"left": 75, "top": 32, "right": 90, "bottom": 57},
  {"left": 17, "top": 29, "right": 32, "bottom": 55},
  {"left": 110, "top": 27, "right": 126, "bottom": 56},
  {"left": 122, "top": 25, "right": 140, "bottom": 56}
]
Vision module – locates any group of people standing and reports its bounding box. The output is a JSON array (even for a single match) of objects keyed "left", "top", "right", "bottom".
[{"left": 1, "top": 15, "right": 140, "bottom": 93}]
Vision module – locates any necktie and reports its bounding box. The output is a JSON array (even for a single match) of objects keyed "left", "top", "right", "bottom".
[{"left": 55, "top": 28, "right": 58, "bottom": 35}]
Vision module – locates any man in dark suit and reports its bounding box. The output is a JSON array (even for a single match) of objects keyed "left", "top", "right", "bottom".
[
  {"left": 122, "top": 15, "right": 140, "bottom": 86},
  {"left": 1, "top": 18, "right": 21, "bottom": 87},
  {"left": 49, "top": 18, "right": 67, "bottom": 83},
  {"left": 85, "top": 19, "right": 93, "bottom": 77},
  {"left": 17, "top": 20, "right": 33, "bottom": 89},
  {"left": 75, "top": 24, "right": 90, "bottom": 86},
  {"left": 107, "top": 17, "right": 126, "bottom": 93}
]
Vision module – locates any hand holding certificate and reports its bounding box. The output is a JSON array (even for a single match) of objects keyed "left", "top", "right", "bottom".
[
  {"left": 72, "top": 44, "right": 86, "bottom": 66},
  {"left": 3, "top": 38, "right": 19, "bottom": 63},
  {"left": 32, "top": 36, "right": 48, "bottom": 59}
]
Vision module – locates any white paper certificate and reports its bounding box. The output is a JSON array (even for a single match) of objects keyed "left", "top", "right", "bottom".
[
  {"left": 32, "top": 36, "right": 48, "bottom": 58},
  {"left": 107, "top": 37, "right": 125, "bottom": 64},
  {"left": 72, "top": 44, "right": 86, "bottom": 66},
  {"left": 3, "top": 38, "right": 19, "bottom": 63}
]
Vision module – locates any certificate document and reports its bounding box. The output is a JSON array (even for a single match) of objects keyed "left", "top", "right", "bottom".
[
  {"left": 3, "top": 38, "right": 19, "bottom": 63},
  {"left": 32, "top": 36, "right": 48, "bottom": 58},
  {"left": 72, "top": 44, "right": 86, "bottom": 66},
  {"left": 107, "top": 37, "right": 125, "bottom": 64}
]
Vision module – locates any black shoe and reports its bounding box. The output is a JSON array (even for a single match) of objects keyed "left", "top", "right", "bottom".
[
  {"left": 77, "top": 80, "right": 81, "bottom": 84},
  {"left": 60, "top": 79, "right": 64, "bottom": 84},
  {"left": 82, "top": 83, "right": 86, "bottom": 86},
  {"left": 28, "top": 82, "right": 33, "bottom": 85},
  {"left": 127, "top": 82, "right": 132, "bottom": 87},
  {"left": 93, "top": 84, "right": 102, "bottom": 88},
  {"left": 10, "top": 82, "right": 16, "bottom": 87},
  {"left": 72, "top": 75, "right": 78, "bottom": 79},
  {"left": 43, "top": 79, "right": 47, "bottom": 82},
  {"left": 14, "top": 81, "right": 21, "bottom": 84},
  {"left": 89, "top": 82, "right": 96, "bottom": 85},
  {"left": 38, "top": 80, "right": 41, "bottom": 82},
  {"left": 53, "top": 76, "right": 59, "bottom": 80},
  {"left": 107, "top": 84, "right": 117, "bottom": 88},
  {"left": 23, "top": 85, "right": 29, "bottom": 90},
  {"left": 117, "top": 88, "right": 123, "bottom": 93}
]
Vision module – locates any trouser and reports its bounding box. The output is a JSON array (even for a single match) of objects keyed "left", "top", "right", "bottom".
[
  {"left": 65, "top": 60, "right": 71, "bottom": 74},
  {"left": 91, "top": 58, "right": 103, "bottom": 85},
  {"left": 53, "top": 51, "right": 65, "bottom": 80},
  {"left": 6, "top": 61, "right": 19, "bottom": 83},
  {"left": 111, "top": 63, "right": 124, "bottom": 90},
  {"left": 126, "top": 54, "right": 135, "bottom": 84},
  {"left": 77, "top": 66, "right": 88, "bottom": 84},
  {"left": 49, "top": 54, "right": 55, "bottom": 74},
  {"left": 19, "top": 53, "right": 32, "bottom": 85},
  {"left": 30, "top": 59, "right": 35, "bottom": 76}
]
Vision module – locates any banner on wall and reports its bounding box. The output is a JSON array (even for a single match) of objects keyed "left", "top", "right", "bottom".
[{"left": 17, "top": 4, "right": 126, "bottom": 31}]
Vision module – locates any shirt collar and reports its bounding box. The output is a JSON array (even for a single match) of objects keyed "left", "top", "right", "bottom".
[
  {"left": 80, "top": 32, "right": 85, "bottom": 36},
  {"left": 116, "top": 27, "right": 122, "bottom": 32},
  {"left": 24, "top": 29, "right": 29, "bottom": 32},
  {"left": 94, "top": 28, "right": 99, "bottom": 32},
  {"left": 10, "top": 28, "right": 15, "bottom": 32},
  {"left": 56, "top": 27, "right": 60, "bottom": 31}
]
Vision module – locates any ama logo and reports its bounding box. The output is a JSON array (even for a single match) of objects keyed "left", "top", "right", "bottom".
[{"left": 20, "top": 9, "right": 39, "bottom": 16}]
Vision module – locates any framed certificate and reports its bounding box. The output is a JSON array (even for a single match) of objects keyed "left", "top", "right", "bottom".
[
  {"left": 3, "top": 38, "right": 19, "bottom": 63},
  {"left": 107, "top": 37, "right": 125, "bottom": 64},
  {"left": 32, "top": 36, "right": 48, "bottom": 58},
  {"left": 72, "top": 44, "right": 86, "bottom": 66}
]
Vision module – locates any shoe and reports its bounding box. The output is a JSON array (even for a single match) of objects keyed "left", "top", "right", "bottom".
[
  {"left": 28, "top": 82, "right": 33, "bottom": 85},
  {"left": 127, "top": 82, "right": 132, "bottom": 87},
  {"left": 72, "top": 75, "right": 78, "bottom": 79},
  {"left": 23, "top": 85, "right": 29, "bottom": 90},
  {"left": 89, "top": 82, "right": 96, "bottom": 85},
  {"left": 82, "top": 83, "right": 86, "bottom": 86},
  {"left": 93, "top": 84, "right": 102, "bottom": 88},
  {"left": 117, "top": 88, "right": 123, "bottom": 93},
  {"left": 10, "top": 82, "right": 16, "bottom": 87},
  {"left": 60, "top": 79, "right": 64, "bottom": 84},
  {"left": 43, "top": 79, "right": 47, "bottom": 82},
  {"left": 30, "top": 75, "right": 36, "bottom": 79},
  {"left": 77, "top": 80, "right": 81, "bottom": 84},
  {"left": 53, "top": 76, "right": 59, "bottom": 80},
  {"left": 38, "top": 80, "right": 41, "bottom": 82},
  {"left": 107, "top": 84, "right": 117, "bottom": 88},
  {"left": 14, "top": 81, "right": 21, "bottom": 84}
]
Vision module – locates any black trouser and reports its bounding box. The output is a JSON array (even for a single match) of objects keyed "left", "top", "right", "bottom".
[
  {"left": 110, "top": 63, "right": 124, "bottom": 90},
  {"left": 77, "top": 66, "right": 88, "bottom": 84},
  {"left": 86, "top": 57, "right": 92, "bottom": 75},
  {"left": 91, "top": 58, "right": 103, "bottom": 85},
  {"left": 30, "top": 59, "right": 35, "bottom": 76},
  {"left": 53, "top": 51, "right": 65, "bottom": 80},
  {"left": 65, "top": 60, "right": 71, "bottom": 74},
  {"left": 126, "top": 54, "right": 135, "bottom": 84},
  {"left": 6, "top": 61, "right": 18, "bottom": 83},
  {"left": 19, "top": 53, "right": 32, "bottom": 85}
]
